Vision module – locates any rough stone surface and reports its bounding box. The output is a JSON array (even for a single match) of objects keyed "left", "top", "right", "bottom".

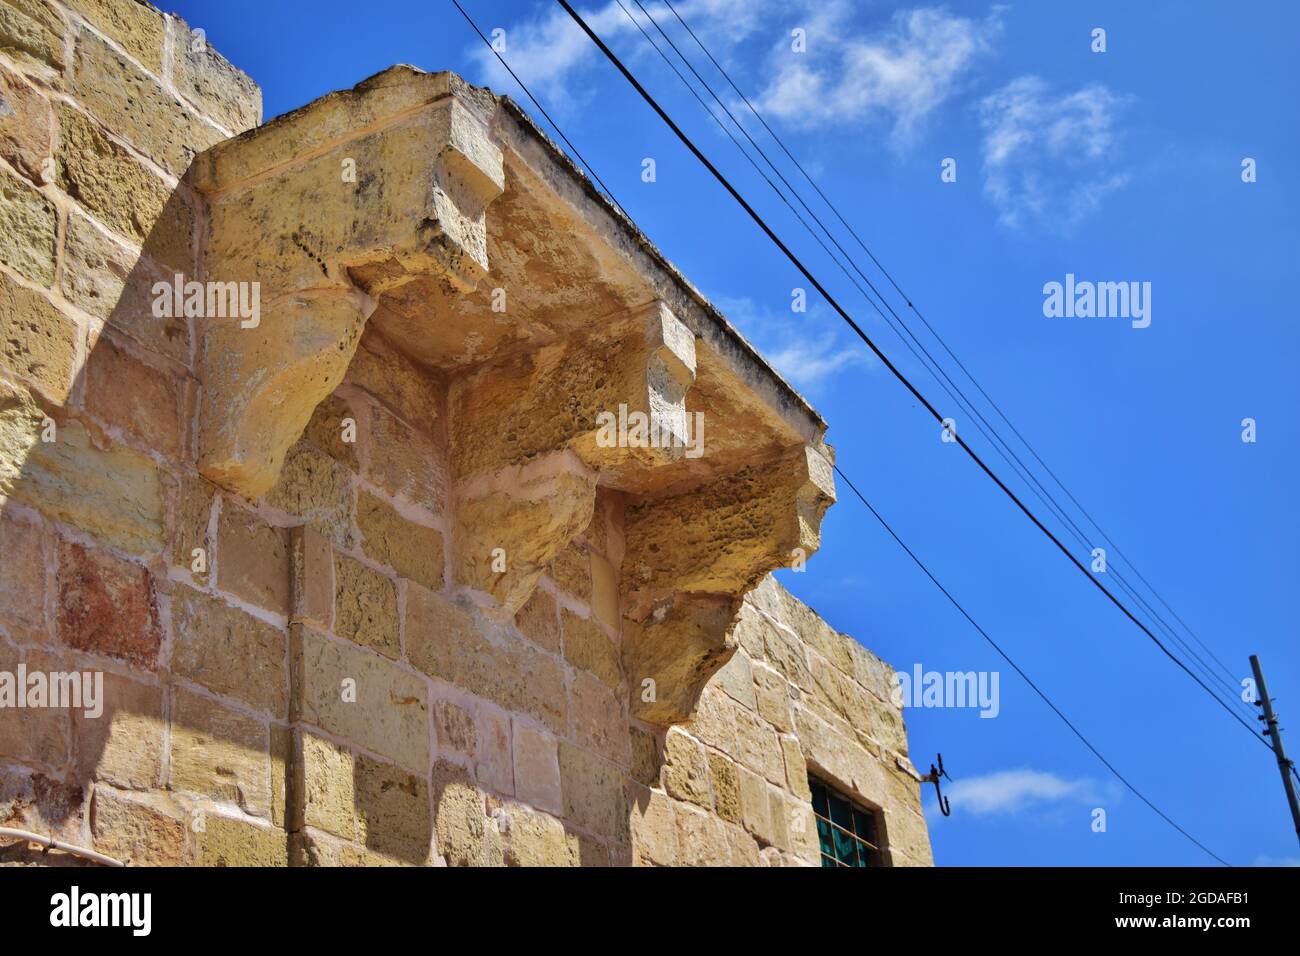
[
  {"left": 91, "top": 789, "right": 187, "bottom": 865},
  {"left": 83, "top": 331, "right": 185, "bottom": 458},
  {"left": 356, "top": 490, "right": 442, "bottom": 591},
  {"left": 0, "top": 165, "right": 56, "bottom": 284},
  {"left": 0, "top": 63, "right": 51, "bottom": 182},
  {"left": 171, "top": 586, "right": 287, "bottom": 717},
  {"left": 333, "top": 552, "right": 399, "bottom": 658},
  {"left": 166, "top": 15, "right": 261, "bottom": 133},
  {"left": 0, "top": 51, "right": 931, "bottom": 870},
  {"left": 0, "top": 0, "right": 66, "bottom": 79},
  {"left": 72, "top": 670, "right": 163, "bottom": 790},
  {"left": 169, "top": 688, "right": 269, "bottom": 816},
  {"left": 68, "top": 0, "right": 166, "bottom": 74},
  {"left": 293, "top": 626, "right": 428, "bottom": 771},
  {"left": 71, "top": 27, "right": 224, "bottom": 175},
  {"left": 0, "top": 509, "right": 46, "bottom": 642},
  {"left": 57, "top": 540, "right": 161, "bottom": 667}
]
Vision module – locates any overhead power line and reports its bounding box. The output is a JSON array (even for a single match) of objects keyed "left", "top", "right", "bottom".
[
  {"left": 451, "top": 0, "right": 1239, "bottom": 867},
  {"left": 616, "top": 0, "right": 1247, "bottom": 717},
  {"left": 648, "top": 0, "right": 1244, "bottom": 703},
  {"left": 552, "top": 0, "right": 1269, "bottom": 748},
  {"left": 833, "top": 464, "right": 1232, "bottom": 866}
]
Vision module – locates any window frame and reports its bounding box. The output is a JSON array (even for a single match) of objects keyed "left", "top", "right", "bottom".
[{"left": 808, "top": 774, "right": 887, "bottom": 868}]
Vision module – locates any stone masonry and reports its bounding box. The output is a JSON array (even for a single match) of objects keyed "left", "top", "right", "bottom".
[{"left": 0, "top": 0, "right": 932, "bottom": 866}]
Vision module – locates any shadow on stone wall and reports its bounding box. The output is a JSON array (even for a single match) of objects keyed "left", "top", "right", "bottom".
[{"left": 0, "top": 180, "right": 442, "bottom": 865}]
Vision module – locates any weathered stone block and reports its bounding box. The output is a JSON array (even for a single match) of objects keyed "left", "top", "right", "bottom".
[
  {"left": 297, "top": 730, "right": 358, "bottom": 840},
  {"left": 453, "top": 451, "right": 595, "bottom": 615},
  {"left": 355, "top": 753, "right": 430, "bottom": 863},
  {"left": 169, "top": 687, "right": 269, "bottom": 816},
  {"left": 558, "top": 743, "right": 626, "bottom": 842},
  {"left": 561, "top": 608, "right": 620, "bottom": 688},
  {"left": 289, "top": 524, "right": 332, "bottom": 631},
  {"left": 57, "top": 539, "right": 161, "bottom": 667},
  {"left": 56, "top": 105, "right": 176, "bottom": 250},
  {"left": 171, "top": 586, "right": 287, "bottom": 717},
  {"left": 72, "top": 670, "right": 163, "bottom": 789},
  {"left": 365, "top": 403, "right": 445, "bottom": 513},
  {"left": 627, "top": 783, "right": 676, "bottom": 867},
  {"left": 0, "top": 63, "right": 51, "bottom": 182},
  {"left": 71, "top": 27, "right": 223, "bottom": 175},
  {"left": 550, "top": 544, "right": 590, "bottom": 603},
  {"left": 166, "top": 15, "right": 261, "bottom": 133},
  {"left": 356, "top": 489, "right": 443, "bottom": 590},
  {"left": 406, "top": 584, "right": 566, "bottom": 734},
  {"left": 195, "top": 813, "right": 287, "bottom": 866},
  {"left": 0, "top": 385, "right": 165, "bottom": 556},
  {"left": 499, "top": 805, "right": 579, "bottom": 867},
  {"left": 263, "top": 441, "right": 354, "bottom": 547},
  {"left": 708, "top": 751, "right": 741, "bottom": 824},
  {"left": 662, "top": 729, "right": 710, "bottom": 808},
  {"left": 589, "top": 549, "right": 620, "bottom": 631},
  {"left": 431, "top": 759, "right": 487, "bottom": 866},
  {"left": 737, "top": 766, "right": 772, "bottom": 845},
  {"left": 675, "top": 804, "right": 731, "bottom": 867},
  {"left": 514, "top": 587, "right": 559, "bottom": 652},
  {"left": 0, "top": 274, "right": 74, "bottom": 404},
  {"left": 302, "top": 394, "right": 358, "bottom": 470},
  {"left": 0, "top": 0, "right": 65, "bottom": 79},
  {"left": 62, "top": 213, "right": 189, "bottom": 362},
  {"left": 475, "top": 707, "right": 512, "bottom": 795},
  {"left": 344, "top": 334, "right": 440, "bottom": 432},
  {"left": 293, "top": 625, "right": 427, "bottom": 771},
  {"left": 171, "top": 472, "right": 214, "bottom": 582},
  {"left": 779, "top": 734, "right": 812, "bottom": 802},
  {"left": 333, "top": 552, "right": 399, "bottom": 658},
  {"left": 714, "top": 649, "right": 757, "bottom": 710},
  {"left": 83, "top": 331, "right": 185, "bottom": 458},
  {"left": 66, "top": 0, "right": 165, "bottom": 74},
  {"left": 0, "top": 508, "right": 47, "bottom": 642},
  {"left": 432, "top": 697, "right": 476, "bottom": 755},
  {"left": 91, "top": 789, "right": 187, "bottom": 865},
  {"left": 512, "top": 722, "right": 561, "bottom": 816},
  {"left": 629, "top": 725, "right": 659, "bottom": 787},
  {"left": 753, "top": 662, "right": 792, "bottom": 732},
  {"left": 0, "top": 165, "right": 56, "bottom": 284},
  {"left": 570, "top": 668, "right": 630, "bottom": 765},
  {"left": 0, "top": 644, "right": 68, "bottom": 767},
  {"left": 0, "top": 764, "right": 83, "bottom": 842}
]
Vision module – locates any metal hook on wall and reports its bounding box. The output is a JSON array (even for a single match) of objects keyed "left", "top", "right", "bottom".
[{"left": 920, "top": 753, "right": 952, "bottom": 816}]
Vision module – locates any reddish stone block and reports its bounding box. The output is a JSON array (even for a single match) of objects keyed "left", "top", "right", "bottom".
[{"left": 57, "top": 540, "right": 161, "bottom": 667}]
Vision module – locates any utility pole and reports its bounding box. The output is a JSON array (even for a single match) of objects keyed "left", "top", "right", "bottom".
[{"left": 1250, "top": 654, "right": 1300, "bottom": 848}]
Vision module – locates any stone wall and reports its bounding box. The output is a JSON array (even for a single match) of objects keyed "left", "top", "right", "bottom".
[{"left": 0, "top": 0, "right": 931, "bottom": 866}]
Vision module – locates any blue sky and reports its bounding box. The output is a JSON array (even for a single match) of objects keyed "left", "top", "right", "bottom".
[{"left": 174, "top": 0, "right": 1300, "bottom": 866}]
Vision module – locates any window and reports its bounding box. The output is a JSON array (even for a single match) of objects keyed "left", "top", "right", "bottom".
[{"left": 809, "top": 776, "right": 885, "bottom": 867}]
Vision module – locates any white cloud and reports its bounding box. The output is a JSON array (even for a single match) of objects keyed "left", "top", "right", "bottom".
[
  {"left": 941, "top": 768, "right": 1108, "bottom": 816},
  {"left": 753, "top": 6, "right": 1003, "bottom": 144},
  {"left": 468, "top": 2, "right": 1000, "bottom": 142},
  {"left": 712, "top": 294, "right": 872, "bottom": 393},
  {"left": 467, "top": 0, "right": 773, "bottom": 113},
  {"left": 978, "top": 76, "right": 1130, "bottom": 231}
]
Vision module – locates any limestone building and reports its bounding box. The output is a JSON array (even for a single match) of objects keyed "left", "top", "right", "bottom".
[{"left": 0, "top": 0, "right": 933, "bottom": 866}]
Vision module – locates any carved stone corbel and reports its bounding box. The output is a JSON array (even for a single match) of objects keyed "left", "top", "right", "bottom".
[
  {"left": 191, "top": 85, "right": 504, "bottom": 499},
  {"left": 453, "top": 449, "right": 597, "bottom": 616},
  {"left": 448, "top": 299, "right": 698, "bottom": 482},
  {"left": 621, "top": 444, "right": 836, "bottom": 724}
]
